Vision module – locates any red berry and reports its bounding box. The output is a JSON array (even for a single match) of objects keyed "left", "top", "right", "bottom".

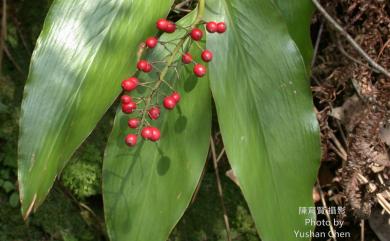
[
  {"left": 121, "top": 95, "right": 132, "bottom": 104},
  {"left": 136, "top": 60, "right": 153, "bottom": 73},
  {"left": 145, "top": 37, "right": 158, "bottom": 48},
  {"left": 190, "top": 28, "right": 203, "bottom": 41},
  {"left": 163, "top": 96, "right": 176, "bottom": 110},
  {"left": 156, "top": 19, "right": 168, "bottom": 31},
  {"left": 137, "top": 60, "right": 148, "bottom": 71},
  {"left": 165, "top": 22, "right": 176, "bottom": 33},
  {"left": 129, "top": 102, "right": 137, "bottom": 109},
  {"left": 182, "top": 53, "right": 193, "bottom": 64},
  {"left": 122, "top": 102, "right": 136, "bottom": 114},
  {"left": 148, "top": 107, "right": 160, "bottom": 120},
  {"left": 141, "top": 127, "right": 153, "bottom": 139},
  {"left": 171, "top": 92, "right": 181, "bottom": 103},
  {"left": 206, "top": 21, "right": 218, "bottom": 33},
  {"left": 201, "top": 50, "right": 213, "bottom": 62},
  {"left": 149, "top": 127, "right": 161, "bottom": 142},
  {"left": 121, "top": 77, "right": 138, "bottom": 91},
  {"left": 193, "top": 64, "right": 207, "bottom": 77},
  {"left": 128, "top": 77, "right": 139, "bottom": 84},
  {"left": 125, "top": 134, "right": 137, "bottom": 147},
  {"left": 217, "top": 22, "right": 226, "bottom": 33},
  {"left": 143, "top": 62, "right": 152, "bottom": 73},
  {"left": 128, "top": 118, "right": 140, "bottom": 129}
]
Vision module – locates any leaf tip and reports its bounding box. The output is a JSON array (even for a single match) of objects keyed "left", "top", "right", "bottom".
[{"left": 22, "top": 193, "right": 37, "bottom": 220}]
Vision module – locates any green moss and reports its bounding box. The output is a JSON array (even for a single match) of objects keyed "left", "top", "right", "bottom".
[
  {"left": 60, "top": 107, "right": 114, "bottom": 199},
  {"left": 62, "top": 145, "right": 102, "bottom": 199},
  {"left": 31, "top": 189, "right": 97, "bottom": 241},
  {"left": 0, "top": 189, "right": 99, "bottom": 241}
]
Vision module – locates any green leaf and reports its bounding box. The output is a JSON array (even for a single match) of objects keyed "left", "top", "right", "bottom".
[
  {"left": 273, "top": 0, "right": 314, "bottom": 68},
  {"left": 9, "top": 192, "right": 20, "bottom": 208},
  {"left": 2, "top": 181, "right": 15, "bottom": 193},
  {"left": 0, "top": 101, "right": 7, "bottom": 113},
  {"left": 18, "top": 0, "right": 173, "bottom": 217},
  {"left": 103, "top": 12, "right": 211, "bottom": 241},
  {"left": 205, "top": 1, "right": 321, "bottom": 241}
]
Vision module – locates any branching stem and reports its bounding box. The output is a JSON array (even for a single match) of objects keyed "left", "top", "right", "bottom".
[{"left": 137, "top": 0, "right": 205, "bottom": 133}]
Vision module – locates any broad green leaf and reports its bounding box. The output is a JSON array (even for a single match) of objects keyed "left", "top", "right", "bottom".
[
  {"left": 103, "top": 12, "right": 211, "bottom": 241},
  {"left": 18, "top": 0, "right": 173, "bottom": 217},
  {"left": 274, "top": 0, "right": 314, "bottom": 68},
  {"left": 205, "top": 1, "right": 321, "bottom": 241}
]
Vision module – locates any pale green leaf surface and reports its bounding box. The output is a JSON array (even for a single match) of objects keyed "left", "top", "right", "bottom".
[
  {"left": 103, "top": 12, "right": 211, "bottom": 241},
  {"left": 274, "top": 0, "right": 314, "bottom": 68},
  {"left": 18, "top": 0, "right": 173, "bottom": 217},
  {"left": 205, "top": 0, "right": 321, "bottom": 240}
]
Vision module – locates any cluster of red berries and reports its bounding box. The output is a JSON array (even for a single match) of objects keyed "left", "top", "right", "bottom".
[
  {"left": 156, "top": 19, "right": 226, "bottom": 78},
  {"left": 122, "top": 18, "right": 226, "bottom": 147}
]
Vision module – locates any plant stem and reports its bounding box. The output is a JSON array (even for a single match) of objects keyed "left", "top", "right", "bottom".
[
  {"left": 137, "top": 0, "right": 205, "bottom": 133},
  {"left": 195, "top": 0, "right": 205, "bottom": 24},
  {"left": 210, "top": 136, "right": 232, "bottom": 241}
]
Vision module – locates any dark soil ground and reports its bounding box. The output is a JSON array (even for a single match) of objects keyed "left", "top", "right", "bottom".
[{"left": 311, "top": 0, "right": 390, "bottom": 240}]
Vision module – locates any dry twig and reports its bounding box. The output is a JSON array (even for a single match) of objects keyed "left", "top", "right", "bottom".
[
  {"left": 311, "top": 21, "right": 324, "bottom": 68},
  {"left": 312, "top": 0, "right": 390, "bottom": 78},
  {"left": 210, "top": 136, "right": 232, "bottom": 241},
  {"left": 317, "top": 179, "right": 338, "bottom": 241},
  {"left": 174, "top": 0, "right": 192, "bottom": 12}
]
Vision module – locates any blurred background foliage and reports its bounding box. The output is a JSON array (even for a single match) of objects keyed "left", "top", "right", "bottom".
[{"left": 0, "top": 1, "right": 259, "bottom": 240}]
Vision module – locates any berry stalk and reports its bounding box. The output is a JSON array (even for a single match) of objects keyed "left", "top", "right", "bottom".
[
  {"left": 136, "top": 38, "right": 186, "bottom": 135},
  {"left": 122, "top": 0, "right": 226, "bottom": 147},
  {"left": 136, "top": 1, "right": 206, "bottom": 134},
  {"left": 194, "top": 0, "right": 205, "bottom": 24}
]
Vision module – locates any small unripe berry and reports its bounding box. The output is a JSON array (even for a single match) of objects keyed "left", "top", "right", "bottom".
[
  {"left": 148, "top": 107, "right": 160, "bottom": 120},
  {"left": 182, "top": 53, "right": 193, "bottom": 64},
  {"left": 163, "top": 96, "right": 176, "bottom": 110},
  {"left": 156, "top": 19, "right": 169, "bottom": 31},
  {"left": 190, "top": 28, "right": 203, "bottom": 41},
  {"left": 122, "top": 102, "right": 136, "bottom": 114},
  {"left": 206, "top": 21, "right": 218, "bottom": 33},
  {"left": 201, "top": 50, "right": 213, "bottom": 62},
  {"left": 149, "top": 127, "right": 161, "bottom": 142},
  {"left": 141, "top": 127, "right": 153, "bottom": 139},
  {"left": 193, "top": 64, "right": 207, "bottom": 77},
  {"left": 145, "top": 37, "right": 158, "bottom": 48},
  {"left": 125, "top": 134, "right": 137, "bottom": 147},
  {"left": 171, "top": 92, "right": 181, "bottom": 103},
  {"left": 217, "top": 22, "right": 226, "bottom": 33},
  {"left": 128, "top": 118, "right": 140, "bottom": 129},
  {"left": 121, "top": 95, "right": 132, "bottom": 104},
  {"left": 121, "top": 77, "right": 138, "bottom": 91},
  {"left": 165, "top": 22, "right": 176, "bottom": 33}
]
